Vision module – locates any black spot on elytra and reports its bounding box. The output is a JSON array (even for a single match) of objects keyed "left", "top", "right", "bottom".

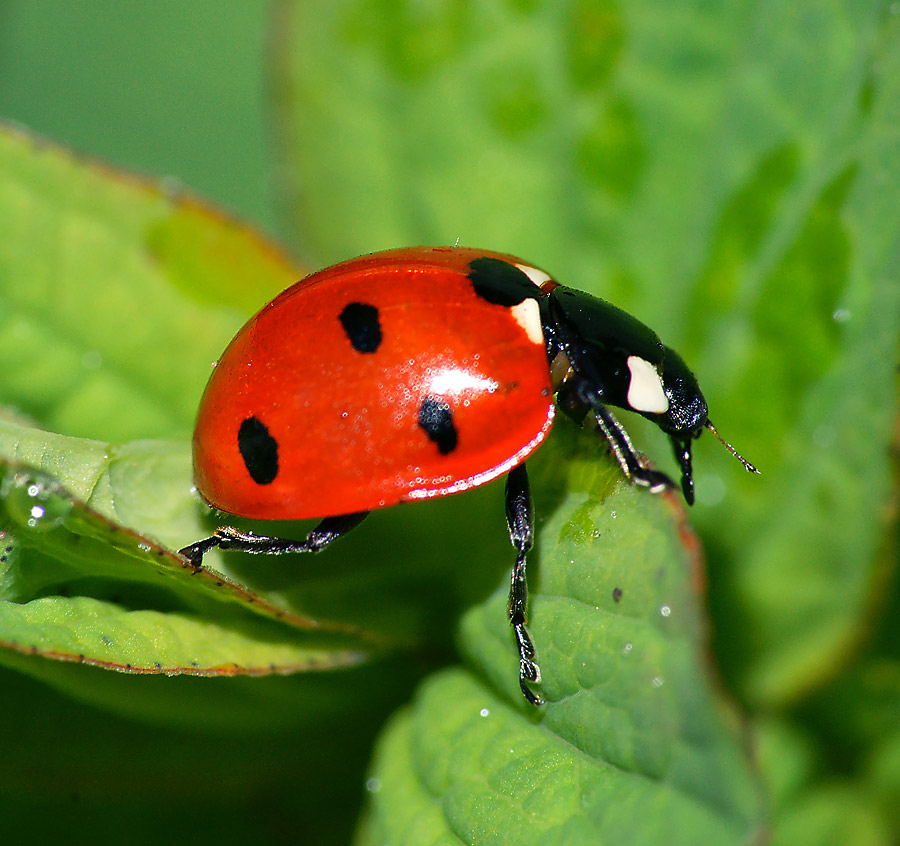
[
  {"left": 468, "top": 257, "right": 540, "bottom": 306},
  {"left": 238, "top": 416, "right": 279, "bottom": 485},
  {"left": 339, "top": 302, "right": 382, "bottom": 353},
  {"left": 418, "top": 396, "right": 458, "bottom": 455}
]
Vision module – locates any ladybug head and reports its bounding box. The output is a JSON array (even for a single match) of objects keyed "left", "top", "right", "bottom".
[
  {"left": 646, "top": 345, "right": 708, "bottom": 504},
  {"left": 654, "top": 346, "right": 708, "bottom": 437},
  {"left": 653, "top": 345, "right": 759, "bottom": 504}
]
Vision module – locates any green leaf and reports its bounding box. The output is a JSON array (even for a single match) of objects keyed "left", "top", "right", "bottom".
[
  {"left": 0, "top": 123, "right": 297, "bottom": 443},
  {"left": 0, "top": 127, "right": 396, "bottom": 721},
  {"left": 0, "top": 594, "right": 366, "bottom": 676},
  {"left": 361, "top": 437, "right": 765, "bottom": 844},
  {"left": 0, "top": 445, "right": 374, "bottom": 673}
]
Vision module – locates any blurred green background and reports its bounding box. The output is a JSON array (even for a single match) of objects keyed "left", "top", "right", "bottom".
[
  {"left": 0, "top": 1, "right": 280, "bottom": 240},
  {"left": 1, "top": 1, "right": 899, "bottom": 844}
]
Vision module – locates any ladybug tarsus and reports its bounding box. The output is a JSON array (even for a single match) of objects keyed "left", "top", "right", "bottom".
[
  {"left": 179, "top": 536, "right": 219, "bottom": 571},
  {"left": 514, "top": 620, "right": 542, "bottom": 706},
  {"left": 519, "top": 662, "right": 543, "bottom": 707}
]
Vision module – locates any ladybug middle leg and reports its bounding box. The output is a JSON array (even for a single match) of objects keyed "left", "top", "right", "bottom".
[
  {"left": 178, "top": 511, "right": 369, "bottom": 570},
  {"left": 504, "top": 463, "right": 543, "bottom": 706}
]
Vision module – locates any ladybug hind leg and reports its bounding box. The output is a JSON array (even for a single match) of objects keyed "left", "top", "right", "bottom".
[
  {"left": 504, "top": 463, "right": 543, "bottom": 706},
  {"left": 179, "top": 511, "right": 369, "bottom": 570}
]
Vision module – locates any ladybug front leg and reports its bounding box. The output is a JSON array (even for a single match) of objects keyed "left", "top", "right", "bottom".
[
  {"left": 504, "top": 463, "right": 543, "bottom": 706},
  {"left": 574, "top": 382, "right": 676, "bottom": 495},
  {"left": 179, "top": 512, "right": 369, "bottom": 570}
]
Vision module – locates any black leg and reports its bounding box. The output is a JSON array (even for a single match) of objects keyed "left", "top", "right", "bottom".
[
  {"left": 670, "top": 435, "right": 695, "bottom": 505},
  {"left": 575, "top": 381, "right": 675, "bottom": 494},
  {"left": 178, "top": 511, "right": 369, "bottom": 570},
  {"left": 505, "top": 463, "right": 542, "bottom": 706}
]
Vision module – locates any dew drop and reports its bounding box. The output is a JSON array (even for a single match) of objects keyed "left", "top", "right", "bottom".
[
  {"left": 660, "top": 604, "right": 671, "bottom": 617},
  {"left": 479, "top": 707, "right": 490, "bottom": 717},
  {"left": 1, "top": 472, "right": 71, "bottom": 532},
  {"left": 832, "top": 308, "right": 851, "bottom": 323},
  {"left": 365, "top": 777, "right": 381, "bottom": 793}
]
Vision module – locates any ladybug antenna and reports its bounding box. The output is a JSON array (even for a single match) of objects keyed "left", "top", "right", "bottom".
[{"left": 705, "top": 421, "right": 760, "bottom": 474}]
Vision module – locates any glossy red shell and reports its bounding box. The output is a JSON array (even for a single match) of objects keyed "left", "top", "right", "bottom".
[{"left": 192, "top": 247, "right": 555, "bottom": 520}]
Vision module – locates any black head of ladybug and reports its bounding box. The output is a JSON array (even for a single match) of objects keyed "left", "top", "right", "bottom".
[{"left": 541, "top": 284, "right": 756, "bottom": 505}]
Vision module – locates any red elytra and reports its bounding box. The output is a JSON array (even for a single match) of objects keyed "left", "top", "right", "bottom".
[{"left": 192, "top": 246, "right": 555, "bottom": 521}]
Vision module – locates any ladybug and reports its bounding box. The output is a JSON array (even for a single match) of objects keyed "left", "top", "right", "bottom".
[{"left": 180, "top": 246, "right": 757, "bottom": 705}]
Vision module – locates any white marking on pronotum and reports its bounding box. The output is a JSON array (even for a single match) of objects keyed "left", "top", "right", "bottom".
[
  {"left": 515, "top": 263, "right": 552, "bottom": 287},
  {"left": 510, "top": 298, "right": 544, "bottom": 345},
  {"left": 626, "top": 355, "right": 669, "bottom": 413}
]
